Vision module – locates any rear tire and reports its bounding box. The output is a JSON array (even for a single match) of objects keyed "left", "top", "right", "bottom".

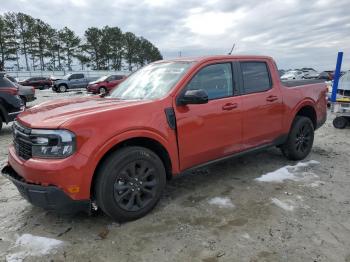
[
  {"left": 95, "top": 146, "right": 166, "bottom": 222},
  {"left": 0, "top": 117, "right": 3, "bottom": 133},
  {"left": 333, "top": 116, "right": 348, "bottom": 129},
  {"left": 281, "top": 116, "right": 314, "bottom": 160}
]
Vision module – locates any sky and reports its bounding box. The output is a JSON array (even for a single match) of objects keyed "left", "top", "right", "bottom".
[{"left": 1, "top": 0, "right": 349, "bottom": 71}]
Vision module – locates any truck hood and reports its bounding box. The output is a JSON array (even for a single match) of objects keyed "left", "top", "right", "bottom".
[{"left": 17, "top": 96, "right": 145, "bottom": 129}]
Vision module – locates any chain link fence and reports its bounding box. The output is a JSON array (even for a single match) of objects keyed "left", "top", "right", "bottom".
[{"left": 0, "top": 70, "right": 130, "bottom": 81}]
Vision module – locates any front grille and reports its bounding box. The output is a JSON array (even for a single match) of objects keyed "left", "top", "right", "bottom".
[{"left": 13, "top": 121, "right": 32, "bottom": 160}]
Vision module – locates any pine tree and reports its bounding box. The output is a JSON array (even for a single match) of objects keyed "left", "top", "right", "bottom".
[
  {"left": 0, "top": 15, "right": 17, "bottom": 71},
  {"left": 59, "top": 27, "right": 80, "bottom": 71}
]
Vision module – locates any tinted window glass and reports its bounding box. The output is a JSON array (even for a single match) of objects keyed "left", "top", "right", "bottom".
[
  {"left": 0, "top": 77, "right": 17, "bottom": 88},
  {"left": 241, "top": 62, "right": 271, "bottom": 94},
  {"left": 186, "top": 63, "right": 233, "bottom": 100},
  {"left": 70, "top": 74, "right": 83, "bottom": 80},
  {"left": 108, "top": 75, "right": 120, "bottom": 81},
  {"left": 115, "top": 75, "right": 124, "bottom": 80}
]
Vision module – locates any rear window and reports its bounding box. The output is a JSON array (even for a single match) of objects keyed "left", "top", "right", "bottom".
[
  {"left": 241, "top": 62, "right": 271, "bottom": 94},
  {"left": 0, "top": 77, "right": 17, "bottom": 88}
]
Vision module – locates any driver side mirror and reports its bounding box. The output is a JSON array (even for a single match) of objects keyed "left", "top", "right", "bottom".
[{"left": 177, "top": 89, "right": 208, "bottom": 105}]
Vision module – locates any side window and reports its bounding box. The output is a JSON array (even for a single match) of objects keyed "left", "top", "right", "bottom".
[
  {"left": 71, "top": 74, "right": 84, "bottom": 80},
  {"left": 241, "top": 62, "right": 271, "bottom": 94},
  {"left": 115, "top": 75, "right": 124, "bottom": 80},
  {"left": 186, "top": 63, "right": 233, "bottom": 100}
]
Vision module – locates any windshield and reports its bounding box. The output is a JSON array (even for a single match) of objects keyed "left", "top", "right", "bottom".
[
  {"left": 62, "top": 74, "right": 72, "bottom": 80},
  {"left": 95, "top": 75, "right": 109, "bottom": 82},
  {"left": 109, "top": 62, "right": 193, "bottom": 100}
]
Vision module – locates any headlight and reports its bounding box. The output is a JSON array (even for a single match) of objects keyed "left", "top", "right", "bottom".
[{"left": 30, "top": 129, "right": 76, "bottom": 158}]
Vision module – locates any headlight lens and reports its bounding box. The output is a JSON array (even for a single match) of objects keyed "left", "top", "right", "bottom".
[{"left": 30, "top": 129, "right": 76, "bottom": 158}]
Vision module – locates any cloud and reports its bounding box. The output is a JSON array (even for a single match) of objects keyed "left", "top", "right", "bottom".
[{"left": 0, "top": 0, "right": 349, "bottom": 70}]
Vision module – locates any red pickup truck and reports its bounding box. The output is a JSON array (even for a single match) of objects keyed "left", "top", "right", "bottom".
[{"left": 2, "top": 55, "right": 327, "bottom": 221}]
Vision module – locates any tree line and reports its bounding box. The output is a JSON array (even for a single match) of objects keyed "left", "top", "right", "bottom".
[{"left": 0, "top": 12, "right": 163, "bottom": 72}]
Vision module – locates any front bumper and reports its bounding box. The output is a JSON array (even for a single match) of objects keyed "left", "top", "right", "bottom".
[
  {"left": 1, "top": 165, "right": 91, "bottom": 214},
  {"left": 86, "top": 86, "right": 98, "bottom": 93}
]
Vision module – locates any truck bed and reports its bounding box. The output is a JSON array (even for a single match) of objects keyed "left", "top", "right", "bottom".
[{"left": 282, "top": 79, "right": 326, "bottom": 87}]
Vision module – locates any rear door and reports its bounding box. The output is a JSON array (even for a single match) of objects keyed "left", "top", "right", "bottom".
[
  {"left": 175, "top": 62, "right": 243, "bottom": 170},
  {"left": 238, "top": 61, "right": 284, "bottom": 149}
]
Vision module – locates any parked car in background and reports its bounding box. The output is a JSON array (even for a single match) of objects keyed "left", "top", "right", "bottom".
[
  {"left": 1, "top": 55, "right": 327, "bottom": 221},
  {"left": 281, "top": 70, "right": 305, "bottom": 80},
  {"left": 87, "top": 75, "right": 126, "bottom": 94},
  {"left": 302, "top": 69, "right": 319, "bottom": 79},
  {"left": 19, "top": 77, "right": 52, "bottom": 90},
  {"left": 5, "top": 75, "right": 36, "bottom": 106},
  {"left": 52, "top": 73, "right": 97, "bottom": 92},
  {"left": 278, "top": 69, "right": 286, "bottom": 77},
  {"left": 318, "top": 71, "right": 334, "bottom": 80},
  {"left": 0, "top": 76, "right": 24, "bottom": 132}
]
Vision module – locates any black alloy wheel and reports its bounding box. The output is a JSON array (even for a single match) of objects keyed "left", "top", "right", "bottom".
[
  {"left": 281, "top": 116, "right": 314, "bottom": 160},
  {"left": 114, "top": 160, "right": 158, "bottom": 212},
  {"left": 95, "top": 146, "right": 166, "bottom": 222}
]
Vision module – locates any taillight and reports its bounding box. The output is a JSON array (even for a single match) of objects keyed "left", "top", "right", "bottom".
[{"left": 1, "top": 87, "right": 18, "bottom": 95}]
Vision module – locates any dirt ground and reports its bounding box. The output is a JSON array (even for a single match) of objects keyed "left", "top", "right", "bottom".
[{"left": 0, "top": 90, "right": 350, "bottom": 262}]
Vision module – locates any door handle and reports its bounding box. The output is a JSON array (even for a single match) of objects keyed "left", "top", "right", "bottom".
[
  {"left": 222, "top": 103, "right": 238, "bottom": 110},
  {"left": 266, "top": 95, "right": 278, "bottom": 102}
]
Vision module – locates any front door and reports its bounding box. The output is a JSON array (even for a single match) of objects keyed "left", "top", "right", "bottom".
[{"left": 175, "top": 62, "right": 243, "bottom": 170}]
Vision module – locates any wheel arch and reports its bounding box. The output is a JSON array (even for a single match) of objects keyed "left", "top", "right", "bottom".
[
  {"left": 89, "top": 135, "right": 174, "bottom": 198},
  {"left": 291, "top": 101, "right": 317, "bottom": 130}
]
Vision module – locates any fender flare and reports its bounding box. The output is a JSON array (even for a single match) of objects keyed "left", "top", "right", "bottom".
[
  {"left": 82, "top": 129, "right": 180, "bottom": 194},
  {"left": 287, "top": 99, "right": 317, "bottom": 130}
]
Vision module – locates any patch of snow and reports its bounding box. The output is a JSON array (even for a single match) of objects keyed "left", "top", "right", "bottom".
[
  {"left": 271, "top": 198, "right": 294, "bottom": 211},
  {"left": 255, "top": 160, "right": 319, "bottom": 183},
  {"left": 208, "top": 197, "right": 235, "bottom": 208},
  {"left": 308, "top": 180, "right": 325, "bottom": 187},
  {"left": 242, "top": 233, "right": 251, "bottom": 239},
  {"left": 6, "top": 234, "right": 63, "bottom": 262}
]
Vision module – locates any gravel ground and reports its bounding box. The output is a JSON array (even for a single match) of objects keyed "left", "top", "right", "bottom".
[{"left": 0, "top": 89, "right": 350, "bottom": 262}]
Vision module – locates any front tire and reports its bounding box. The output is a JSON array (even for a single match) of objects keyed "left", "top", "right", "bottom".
[
  {"left": 20, "top": 96, "right": 27, "bottom": 107},
  {"left": 99, "top": 87, "right": 107, "bottom": 95},
  {"left": 95, "top": 146, "right": 166, "bottom": 222},
  {"left": 58, "top": 85, "right": 67, "bottom": 93},
  {"left": 281, "top": 116, "right": 314, "bottom": 160},
  {"left": 0, "top": 117, "right": 3, "bottom": 133}
]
